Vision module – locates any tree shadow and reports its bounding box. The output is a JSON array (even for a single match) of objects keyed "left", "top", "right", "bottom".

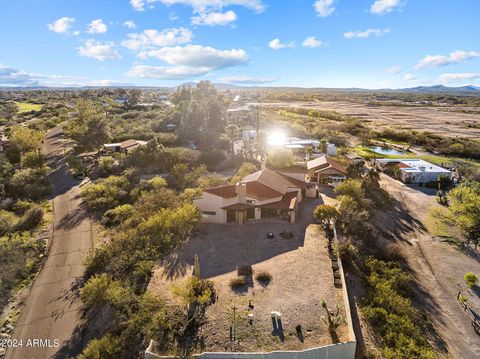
[{"left": 271, "top": 317, "right": 285, "bottom": 342}]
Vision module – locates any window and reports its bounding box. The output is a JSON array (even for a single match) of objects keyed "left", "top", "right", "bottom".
[
  {"left": 202, "top": 211, "right": 216, "bottom": 216},
  {"left": 246, "top": 200, "right": 256, "bottom": 204}
]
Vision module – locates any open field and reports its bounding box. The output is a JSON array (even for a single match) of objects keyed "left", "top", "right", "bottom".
[
  {"left": 148, "top": 199, "right": 349, "bottom": 354},
  {"left": 253, "top": 100, "right": 480, "bottom": 139},
  {"left": 14, "top": 101, "right": 43, "bottom": 113}
]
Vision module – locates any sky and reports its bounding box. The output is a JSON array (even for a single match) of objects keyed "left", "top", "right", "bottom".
[{"left": 0, "top": 0, "right": 479, "bottom": 88}]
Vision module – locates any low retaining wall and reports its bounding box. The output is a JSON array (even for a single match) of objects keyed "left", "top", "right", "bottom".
[{"left": 145, "top": 341, "right": 356, "bottom": 359}]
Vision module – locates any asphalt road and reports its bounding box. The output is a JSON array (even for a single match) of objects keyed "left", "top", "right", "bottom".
[{"left": 6, "top": 127, "right": 93, "bottom": 359}]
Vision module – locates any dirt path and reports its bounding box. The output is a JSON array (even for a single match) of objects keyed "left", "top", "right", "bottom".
[
  {"left": 6, "top": 127, "right": 93, "bottom": 359},
  {"left": 379, "top": 174, "right": 480, "bottom": 358}
]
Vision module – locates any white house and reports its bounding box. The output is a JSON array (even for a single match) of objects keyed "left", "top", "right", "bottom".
[
  {"left": 194, "top": 168, "right": 306, "bottom": 224},
  {"left": 375, "top": 159, "right": 452, "bottom": 184}
]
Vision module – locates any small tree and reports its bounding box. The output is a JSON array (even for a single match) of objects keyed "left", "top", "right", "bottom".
[
  {"left": 313, "top": 205, "right": 339, "bottom": 229},
  {"left": 464, "top": 272, "right": 478, "bottom": 288}
]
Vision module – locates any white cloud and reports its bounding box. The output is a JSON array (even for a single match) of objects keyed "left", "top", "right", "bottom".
[
  {"left": 218, "top": 75, "right": 277, "bottom": 84},
  {"left": 344, "top": 28, "right": 390, "bottom": 39},
  {"left": 123, "top": 20, "right": 137, "bottom": 29},
  {"left": 128, "top": 44, "right": 248, "bottom": 79},
  {"left": 191, "top": 10, "right": 237, "bottom": 26},
  {"left": 122, "top": 27, "right": 192, "bottom": 50},
  {"left": 439, "top": 72, "right": 480, "bottom": 84},
  {"left": 47, "top": 17, "right": 77, "bottom": 35},
  {"left": 302, "top": 36, "right": 323, "bottom": 48},
  {"left": 0, "top": 64, "right": 89, "bottom": 87},
  {"left": 138, "top": 44, "right": 247, "bottom": 66},
  {"left": 131, "top": 0, "right": 265, "bottom": 13},
  {"left": 128, "top": 65, "right": 215, "bottom": 79},
  {"left": 415, "top": 50, "right": 480, "bottom": 69},
  {"left": 403, "top": 73, "right": 416, "bottom": 81},
  {"left": 86, "top": 79, "right": 133, "bottom": 86},
  {"left": 370, "top": 0, "right": 404, "bottom": 15},
  {"left": 385, "top": 66, "right": 401, "bottom": 74},
  {"left": 314, "top": 0, "right": 335, "bottom": 17},
  {"left": 268, "top": 38, "right": 294, "bottom": 50},
  {"left": 87, "top": 19, "right": 108, "bottom": 34},
  {"left": 77, "top": 40, "right": 121, "bottom": 61}
]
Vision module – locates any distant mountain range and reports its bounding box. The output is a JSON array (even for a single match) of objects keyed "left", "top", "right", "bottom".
[
  {"left": 393, "top": 84, "right": 480, "bottom": 94},
  {"left": 1, "top": 83, "right": 479, "bottom": 95}
]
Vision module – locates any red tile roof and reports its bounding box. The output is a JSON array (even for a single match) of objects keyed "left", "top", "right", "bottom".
[
  {"left": 246, "top": 182, "right": 282, "bottom": 200},
  {"left": 260, "top": 191, "right": 298, "bottom": 210},
  {"left": 204, "top": 185, "right": 237, "bottom": 199}
]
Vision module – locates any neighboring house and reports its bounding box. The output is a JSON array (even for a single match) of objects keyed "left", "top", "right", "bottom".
[
  {"left": 375, "top": 159, "right": 452, "bottom": 184},
  {"left": 115, "top": 96, "right": 128, "bottom": 105},
  {"left": 194, "top": 168, "right": 306, "bottom": 224},
  {"left": 103, "top": 139, "right": 148, "bottom": 154},
  {"left": 242, "top": 130, "right": 257, "bottom": 142},
  {"left": 345, "top": 153, "right": 364, "bottom": 164},
  {"left": 307, "top": 155, "right": 347, "bottom": 187}
]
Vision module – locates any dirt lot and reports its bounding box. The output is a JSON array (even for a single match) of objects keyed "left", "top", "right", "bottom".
[
  {"left": 253, "top": 100, "right": 480, "bottom": 139},
  {"left": 148, "top": 198, "right": 350, "bottom": 354},
  {"left": 378, "top": 174, "right": 480, "bottom": 358}
]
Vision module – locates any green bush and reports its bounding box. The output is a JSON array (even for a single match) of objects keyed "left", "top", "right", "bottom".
[
  {"left": 102, "top": 204, "right": 134, "bottom": 227},
  {"left": 0, "top": 210, "right": 17, "bottom": 236},
  {"left": 464, "top": 272, "right": 478, "bottom": 288},
  {"left": 15, "top": 206, "right": 44, "bottom": 231},
  {"left": 361, "top": 258, "right": 435, "bottom": 359},
  {"left": 77, "top": 334, "right": 123, "bottom": 359}
]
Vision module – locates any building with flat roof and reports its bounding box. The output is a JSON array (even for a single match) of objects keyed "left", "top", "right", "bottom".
[{"left": 375, "top": 158, "right": 452, "bottom": 184}]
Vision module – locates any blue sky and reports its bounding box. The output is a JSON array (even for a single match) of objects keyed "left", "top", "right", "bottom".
[{"left": 1, "top": 0, "right": 479, "bottom": 88}]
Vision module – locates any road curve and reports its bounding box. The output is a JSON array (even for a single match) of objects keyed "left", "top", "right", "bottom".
[{"left": 6, "top": 127, "right": 93, "bottom": 359}]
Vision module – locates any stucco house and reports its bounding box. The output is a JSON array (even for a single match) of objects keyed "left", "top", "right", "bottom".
[
  {"left": 375, "top": 158, "right": 452, "bottom": 184},
  {"left": 307, "top": 155, "right": 347, "bottom": 187},
  {"left": 194, "top": 168, "right": 306, "bottom": 224}
]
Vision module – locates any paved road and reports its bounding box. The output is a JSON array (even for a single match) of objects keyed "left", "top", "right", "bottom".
[
  {"left": 6, "top": 127, "right": 93, "bottom": 359},
  {"left": 380, "top": 174, "right": 480, "bottom": 359}
]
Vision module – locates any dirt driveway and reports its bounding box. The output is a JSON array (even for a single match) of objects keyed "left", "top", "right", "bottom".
[{"left": 379, "top": 174, "right": 480, "bottom": 359}]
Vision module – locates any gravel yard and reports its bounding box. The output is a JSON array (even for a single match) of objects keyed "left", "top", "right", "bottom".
[{"left": 148, "top": 198, "right": 350, "bottom": 353}]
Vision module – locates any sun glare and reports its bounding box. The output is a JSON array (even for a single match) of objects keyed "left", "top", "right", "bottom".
[{"left": 267, "top": 130, "right": 287, "bottom": 146}]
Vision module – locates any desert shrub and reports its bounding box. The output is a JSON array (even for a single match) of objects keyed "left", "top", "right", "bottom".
[
  {"left": 12, "top": 200, "right": 34, "bottom": 214},
  {"left": 464, "top": 272, "right": 478, "bottom": 288},
  {"left": 255, "top": 271, "right": 272, "bottom": 285},
  {"left": 362, "top": 258, "right": 435, "bottom": 359},
  {"left": 15, "top": 206, "right": 44, "bottom": 231},
  {"left": 0, "top": 210, "right": 17, "bottom": 236},
  {"left": 229, "top": 276, "right": 246, "bottom": 290},
  {"left": 230, "top": 162, "right": 257, "bottom": 184},
  {"left": 98, "top": 156, "right": 118, "bottom": 177},
  {"left": 77, "top": 334, "right": 123, "bottom": 359},
  {"left": 102, "top": 204, "right": 134, "bottom": 227},
  {"left": 198, "top": 149, "right": 226, "bottom": 171},
  {"left": 334, "top": 240, "right": 358, "bottom": 262}
]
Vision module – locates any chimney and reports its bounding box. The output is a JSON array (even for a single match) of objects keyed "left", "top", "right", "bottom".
[{"left": 236, "top": 182, "right": 247, "bottom": 203}]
